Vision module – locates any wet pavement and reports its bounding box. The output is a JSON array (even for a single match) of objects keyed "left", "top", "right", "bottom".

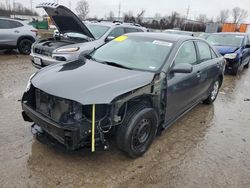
[{"left": 0, "top": 54, "right": 250, "bottom": 188}]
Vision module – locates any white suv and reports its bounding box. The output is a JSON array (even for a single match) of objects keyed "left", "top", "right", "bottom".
[{"left": 0, "top": 18, "right": 38, "bottom": 54}]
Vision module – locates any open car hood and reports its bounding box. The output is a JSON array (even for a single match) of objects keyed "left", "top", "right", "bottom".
[{"left": 36, "top": 3, "right": 94, "bottom": 39}]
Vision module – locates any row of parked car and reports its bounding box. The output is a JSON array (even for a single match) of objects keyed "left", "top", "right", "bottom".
[
  {"left": 1, "top": 3, "right": 249, "bottom": 76},
  {"left": 17, "top": 3, "right": 249, "bottom": 158},
  {"left": 163, "top": 29, "right": 250, "bottom": 75}
]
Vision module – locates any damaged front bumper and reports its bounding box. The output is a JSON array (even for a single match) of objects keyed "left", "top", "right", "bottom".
[
  {"left": 22, "top": 102, "right": 89, "bottom": 150},
  {"left": 21, "top": 86, "right": 111, "bottom": 151}
]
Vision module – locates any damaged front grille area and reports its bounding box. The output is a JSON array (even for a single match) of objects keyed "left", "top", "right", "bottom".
[
  {"left": 35, "top": 89, "right": 83, "bottom": 124},
  {"left": 32, "top": 88, "right": 109, "bottom": 126},
  {"left": 23, "top": 86, "right": 113, "bottom": 150}
]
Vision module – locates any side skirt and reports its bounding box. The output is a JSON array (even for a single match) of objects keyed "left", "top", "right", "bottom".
[{"left": 161, "top": 100, "right": 202, "bottom": 131}]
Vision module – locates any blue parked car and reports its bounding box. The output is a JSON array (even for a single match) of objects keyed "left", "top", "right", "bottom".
[{"left": 207, "top": 32, "right": 250, "bottom": 75}]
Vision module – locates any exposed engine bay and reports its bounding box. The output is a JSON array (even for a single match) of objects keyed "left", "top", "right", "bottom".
[{"left": 33, "top": 34, "right": 92, "bottom": 57}]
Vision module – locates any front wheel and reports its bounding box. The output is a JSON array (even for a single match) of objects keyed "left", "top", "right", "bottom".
[
  {"left": 116, "top": 105, "right": 158, "bottom": 158},
  {"left": 203, "top": 80, "right": 220, "bottom": 105}
]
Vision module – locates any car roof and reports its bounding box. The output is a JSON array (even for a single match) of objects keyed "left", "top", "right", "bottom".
[
  {"left": 164, "top": 29, "right": 194, "bottom": 34},
  {"left": 0, "top": 17, "right": 27, "bottom": 24},
  {"left": 0, "top": 17, "right": 16, "bottom": 21},
  {"left": 125, "top": 32, "right": 196, "bottom": 42},
  {"left": 211, "top": 32, "right": 247, "bottom": 35},
  {"left": 86, "top": 21, "right": 144, "bottom": 29}
]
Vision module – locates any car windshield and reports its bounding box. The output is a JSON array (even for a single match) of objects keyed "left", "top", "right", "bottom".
[
  {"left": 86, "top": 24, "right": 110, "bottom": 39},
  {"left": 90, "top": 35, "right": 174, "bottom": 71},
  {"left": 206, "top": 34, "right": 244, "bottom": 47}
]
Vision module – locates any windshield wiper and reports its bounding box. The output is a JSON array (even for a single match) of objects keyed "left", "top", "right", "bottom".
[
  {"left": 86, "top": 56, "right": 133, "bottom": 70},
  {"left": 102, "top": 61, "right": 133, "bottom": 70}
]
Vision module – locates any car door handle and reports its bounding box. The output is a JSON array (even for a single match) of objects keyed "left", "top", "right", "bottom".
[
  {"left": 14, "top": 30, "right": 20, "bottom": 33},
  {"left": 196, "top": 71, "right": 201, "bottom": 78}
]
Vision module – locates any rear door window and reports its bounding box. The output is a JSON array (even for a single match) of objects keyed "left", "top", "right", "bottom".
[
  {"left": 175, "top": 42, "right": 197, "bottom": 65},
  {"left": 196, "top": 41, "right": 212, "bottom": 63},
  {"left": 10, "top": 21, "right": 23, "bottom": 28}
]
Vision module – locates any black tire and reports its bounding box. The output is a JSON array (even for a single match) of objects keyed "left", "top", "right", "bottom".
[
  {"left": 244, "top": 61, "right": 249, "bottom": 69},
  {"left": 203, "top": 79, "right": 220, "bottom": 105},
  {"left": 116, "top": 104, "right": 158, "bottom": 158},
  {"left": 231, "top": 62, "right": 240, "bottom": 75},
  {"left": 18, "top": 39, "right": 33, "bottom": 55}
]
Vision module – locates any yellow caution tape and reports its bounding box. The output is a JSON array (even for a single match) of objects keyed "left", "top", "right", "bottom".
[{"left": 114, "top": 35, "right": 128, "bottom": 42}]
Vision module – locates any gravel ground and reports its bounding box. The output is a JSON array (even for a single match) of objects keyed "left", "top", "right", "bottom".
[{"left": 0, "top": 53, "right": 250, "bottom": 188}]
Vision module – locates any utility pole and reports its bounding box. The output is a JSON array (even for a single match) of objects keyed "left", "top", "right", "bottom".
[
  {"left": 183, "top": 5, "right": 190, "bottom": 31},
  {"left": 30, "top": 0, "right": 33, "bottom": 12},
  {"left": 186, "top": 5, "right": 190, "bottom": 20},
  {"left": 118, "top": 2, "right": 121, "bottom": 21},
  {"left": 13, "top": 0, "right": 15, "bottom": 17}
]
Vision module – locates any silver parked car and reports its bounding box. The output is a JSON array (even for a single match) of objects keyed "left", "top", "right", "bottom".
[
  {"left": 0, "top": 17, "right": 37, "bottom": 54},
  {"left": 31, "top": 3, "right": 147, "bottom": 68}
]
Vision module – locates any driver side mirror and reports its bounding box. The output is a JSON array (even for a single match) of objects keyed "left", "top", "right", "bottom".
[
  {"left": 171, "top": 63, "right": 193, "bottom": 74},
  {"left": 245, "top": 43, "right": 250, "bottom": 48},
  {"left": 105, "top": 36, "right": 115, "bottom": 42}
]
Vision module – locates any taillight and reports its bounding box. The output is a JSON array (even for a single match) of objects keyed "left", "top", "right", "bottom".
[{"left": 31, "top": 29, "right": 38, "bottom": 36}]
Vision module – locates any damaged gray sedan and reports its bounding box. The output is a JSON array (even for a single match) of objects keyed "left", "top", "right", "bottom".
[{"left": 22, "top": 33, "right": 224, "bottom": 158}]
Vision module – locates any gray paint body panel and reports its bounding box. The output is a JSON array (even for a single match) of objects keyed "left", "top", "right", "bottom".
[{"left": 31, "top": 60, "right": 154, "bottom": 105}]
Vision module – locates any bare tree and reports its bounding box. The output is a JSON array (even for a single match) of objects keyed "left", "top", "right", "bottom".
[
  {"left": 123, "top": 11, "right": 135, "bottom": 23},
  {"left": 217, "top": 9, "right": 230, "bottom": 23},
  {"left": 168, "top": 12, "right": 184, "bottom": 28},
  {"left": 196, "top": 14, "right": 209, "bottom": 23},
  {"left": 76, "top": 0, "right": 89, "bottom": 20},
  {"left": 0, "top": 2, "right": 38, "bottom": 16},
  {"left": 136, "top": 9, "right": 145, "bottom": 24},
  {"left": 107, "top": 11, "right": 115, "bottom": 21},
  {"left": 154, "top": 13, "right": 162, "bottom": 19},
  {"left": 232, "top": 7, "right": 248, "bottom": 24}
]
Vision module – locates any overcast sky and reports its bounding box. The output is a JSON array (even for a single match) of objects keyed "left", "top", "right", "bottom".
[{"left": 20, "top": 0, "right": 250, "bottom": 22}]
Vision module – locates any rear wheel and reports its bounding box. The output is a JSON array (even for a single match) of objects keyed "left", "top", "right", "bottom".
[
  {"left": 203, "top": 79, "right": 220, "bottom": 105},
  {"left": 18, "top": 39, "right": 33, "bottom": 55},
  {"left": 116, "top": 104, "right": 158, "bottom": 158},
  {"left": 244, "top": 60, "right": 249, "bottom": 69}
]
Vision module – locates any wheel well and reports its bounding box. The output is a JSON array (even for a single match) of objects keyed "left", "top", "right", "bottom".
[
  {"left": 116, "top": 96, "right": 154, "bottom": 121},
  {"left": 218, "top": 75, "right": 223, "bottom": 87},
  {"left": 128, "top": 96, "right": 153, "bottom": 108},
  {"left": 17, "top": 36, "right": 35, "bottom": 46}
]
